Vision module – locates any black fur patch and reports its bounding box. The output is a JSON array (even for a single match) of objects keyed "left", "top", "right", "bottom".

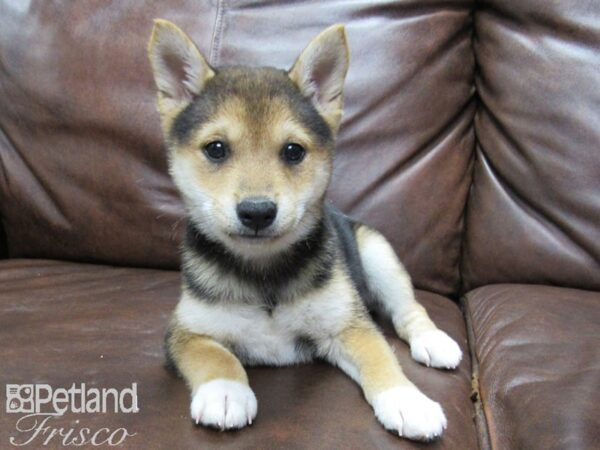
[
  {"left": 326, "top": 204, "right": 375, "bottom": 305},
  {"left": 171, "top": 67, "right": 332, "bottom": 146},
  {"left": 182, "top": 264, "right": 218, "bottom": 302},
  {"left": 184, "top": 214, "right": 335, "bottom": 307},
  {"left": 295, "top": 336, "right": 318, "bottom": 360}
]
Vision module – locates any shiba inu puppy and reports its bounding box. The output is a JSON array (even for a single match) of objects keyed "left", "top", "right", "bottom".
[{"left": 148, "top": 19, "right": 462, "bottom": 441}]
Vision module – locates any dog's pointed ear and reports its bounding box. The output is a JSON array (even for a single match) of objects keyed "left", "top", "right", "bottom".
[
  {"left": 148, "top": 19, "right": 214, "bottom": 118},
  {"left": 289, "top": 24, "right": 349, "bottom": 133}
]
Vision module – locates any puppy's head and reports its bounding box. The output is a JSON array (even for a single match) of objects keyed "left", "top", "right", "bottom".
[{"left": 148, "top": 20, "right": 349, "bottom": 258}]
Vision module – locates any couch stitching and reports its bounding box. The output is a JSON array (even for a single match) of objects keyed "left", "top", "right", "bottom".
[
  {"left": 208, "top": 0, "right": 226, "bottom": 67},
  {"left": 461, "top": 293, "right": 493, "bottom": 450}
]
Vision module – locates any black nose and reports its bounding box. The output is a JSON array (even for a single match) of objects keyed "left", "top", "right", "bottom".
[{"left": 236, "top": 198, "right": 277, "bottom": 231}]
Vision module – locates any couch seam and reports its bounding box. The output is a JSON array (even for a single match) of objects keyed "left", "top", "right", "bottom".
[
  {"left": 0, "top": 124, "right": 14, "bottom": 259},
  {"left": 457, "top": 0, "right": 481, "bottom": 298},
  {"left": 457, "top": 0, "right": 481, "bottom": 297},
  {"left": 208, "top": 0, "right": 226, "bottom": 67},
  {"left": 461, "top": 294, "right": 492, "bottom": 450}
]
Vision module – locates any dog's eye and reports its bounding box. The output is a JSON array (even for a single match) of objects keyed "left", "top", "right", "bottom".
[
  {"left": 281, "top": 143, "right": 305, "bottom": 165},
  {"left": 203, "top": 141, "right": 229, "bottom": 162}
]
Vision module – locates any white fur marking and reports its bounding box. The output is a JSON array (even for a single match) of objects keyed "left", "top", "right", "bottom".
[
  {"left": 190, "top": 379, "right": 257, "bottom": 430},
  {"left": 358, "top": 232, "right": 415, "bottom": 315},
  {"left": 372, "top": 386, "right": 447, "bottom": 441},
  {"left": 176, "top": 270, "right": 355, "bottom": 365},
  {"left": 410, "top": 330, "right": 462, "bottom": 370}
]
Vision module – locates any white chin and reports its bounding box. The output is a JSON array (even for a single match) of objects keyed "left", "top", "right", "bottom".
[
  {"left": 222, "top": 230, "right": 298, "bottom": 259},
  {"left": 229, "top": 234, "right": 279, "bottom": 245}
]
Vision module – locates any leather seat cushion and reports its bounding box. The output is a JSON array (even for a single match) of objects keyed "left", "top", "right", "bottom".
[
  {"left": 0, "top": 259, "right": 477, "bottom": 449},
  {"left": 464, "top": 284, "right": 600, "bottom": 450}
]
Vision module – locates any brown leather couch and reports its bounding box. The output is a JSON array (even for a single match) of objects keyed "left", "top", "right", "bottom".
[{"left": 1, "top": 1, "right": 598, "bottom": 449}]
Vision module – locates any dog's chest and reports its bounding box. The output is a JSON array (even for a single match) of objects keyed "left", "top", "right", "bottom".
[{"left": 176, "top": 284, "right": 354, "bottom": 365}]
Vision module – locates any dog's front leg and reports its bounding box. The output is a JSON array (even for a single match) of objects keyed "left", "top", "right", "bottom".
[
  {"left": 326, "top": 321, "right": 446, "bottom": 441},
  {"left": 355, "top": 225, "right": 463, "bottom": 369},
  {"left": 167, "top": 325, "right": 257, "bottom": 430}
]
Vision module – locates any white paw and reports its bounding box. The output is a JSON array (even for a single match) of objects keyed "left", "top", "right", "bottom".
[
  {"left": 410, "top": 329, "right": 462, "bottom": 369},
  {"left": 190, "top": 379, "right": 257, "bottom": 430},
  {"left": 372, "top": 386, "right": 447, "bottom": 441}
]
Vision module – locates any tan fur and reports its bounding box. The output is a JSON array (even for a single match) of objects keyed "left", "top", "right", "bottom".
[
  {"left": 171, "top": 95, "right": 332, "bottom": 208},
  {"left": 167, "top": 323, "right": 248, "bottom": 391},
  {"left": 336, "top": 322, "right": 411, "bottom": 402}
]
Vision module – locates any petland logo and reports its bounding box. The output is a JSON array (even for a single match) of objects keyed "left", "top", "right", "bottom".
[{"left": 5, "top": 383, "right": 138, "bottom": 447}]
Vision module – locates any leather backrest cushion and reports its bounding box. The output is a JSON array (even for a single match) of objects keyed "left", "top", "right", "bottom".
[
  {"left": 0, "top": 1, "right": 475, "bottom": 296},
  {"left": 461, "top": 0, "right": 600, "bottom": 291}
]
